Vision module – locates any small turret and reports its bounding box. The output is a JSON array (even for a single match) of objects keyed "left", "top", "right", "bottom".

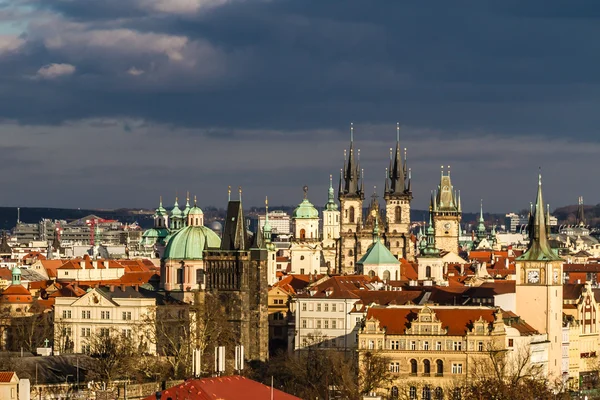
[{"left": 325, "top": 175, "right": 338, "bottom": 211}]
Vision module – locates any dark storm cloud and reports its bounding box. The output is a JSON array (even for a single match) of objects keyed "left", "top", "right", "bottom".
[{"left": 0, "top": 0, "right": 600, "bottom": 211}]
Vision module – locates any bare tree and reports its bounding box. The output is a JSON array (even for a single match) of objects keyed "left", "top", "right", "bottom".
[
  {"left": 85, "top": 327, "right": 137, "bottom": 384},
  {"left": 358, "top": 350, "right": 395, "bottom": 395}
]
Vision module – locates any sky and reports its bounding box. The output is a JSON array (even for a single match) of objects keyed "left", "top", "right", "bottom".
[{"left": 0, "top": 0, "right": 599, "bottom": 213}]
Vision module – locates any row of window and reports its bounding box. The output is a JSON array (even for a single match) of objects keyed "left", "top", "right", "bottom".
[
  {"left": 300, "top": 302, "right": 343, "bottom": 312},
  {"left": 301, "top": 318, "right": 342, "bottom": 330},
  {"left": 62, "top": 310, "right": 132, "bottom": 320},
  {"left": 79, "top": 327, "right": 131, "bottom": 338},
  {"left": 301, "top": 336, "right": 344, "bottom": 348},
  {"left": 389, "top": 359, "right": 462, "bottom": 375},
  {"left": 364, "top": 339, "right": 470, "bottom": 351}
]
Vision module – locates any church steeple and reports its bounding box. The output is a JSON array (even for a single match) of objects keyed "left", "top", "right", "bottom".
[
  {"left": 387, "top": 123, "right": 407, "bottom": 195},
  {"left": 340, "top": 123, "right": 363, "bottom": 198},
  {"left": 475, "top": 200, "right": 487, "bottom": 242},
  {"left": 519, "top": 174, "right": 561, "bottom": 261},
  {"left": 325, "top": 175, "right": 338, "bottom": 211}
]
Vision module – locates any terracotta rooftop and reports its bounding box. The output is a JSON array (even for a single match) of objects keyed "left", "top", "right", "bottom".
[
  {"left": 366, "top": 306, "right": 499, "bottom": 336},
  {"left": 0, "top": 371, "right": 16, "bottom": 383},
  {"left": 142, "top": 376, "right": 301, "bottom": 400}
]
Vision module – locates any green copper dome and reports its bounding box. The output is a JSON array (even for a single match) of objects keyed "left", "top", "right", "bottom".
[
  {"left": 163, "top": 225, "right": 221, "bottom": 260},
  {"left": 171, "top": 198, "right": 183, "bottom": 218},
  {"left": 141, "top": 228, "right": 170, "bottom": 245},
  {"left": 293, "top": 199, "right": 319, "bottom": 219}
]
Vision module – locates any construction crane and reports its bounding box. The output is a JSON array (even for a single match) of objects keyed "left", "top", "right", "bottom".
[{"left": 85, "top": 218, "right": 114, "bottom": 246}]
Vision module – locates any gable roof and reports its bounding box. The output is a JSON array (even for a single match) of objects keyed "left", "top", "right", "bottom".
[
  {"left": 366, "top": 306, "right": 498, "bottom": 336},
  {"left": 0, "top": 371, "right": 16, "bottom": 383},
  {"left": 142, "top": 376, "right": 301, "bottom": 400}
]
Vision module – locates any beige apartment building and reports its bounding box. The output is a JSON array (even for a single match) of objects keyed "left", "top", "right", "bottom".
[
  {"left": 53, "top": 285, "right": 157, "bottom": 354},
  {"left": 358, "top": 305, "right": 545, "bottom": 399}
]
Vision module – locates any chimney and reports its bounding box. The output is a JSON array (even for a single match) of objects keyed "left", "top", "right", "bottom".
[
  {"left": 120, "top": 284, "right": 126, "bottom": 292},
  {"left": 134, "top": 285, "right": 139, "bottom": 292},
  {"left": 109, "top": 285, "right": 115, "bottom": 292}
]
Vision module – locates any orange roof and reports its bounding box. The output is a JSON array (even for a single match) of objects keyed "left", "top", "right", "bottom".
[
  {"left": 366, "top": 306, "right": 498, "bottom": 336},
  {"left": 142, "top": 376, "right": 301, "bottom": 400},
  {"left": 296, "top": 275, "right": 373, "bottom": 299},
  {"left": 401, "top": 261, "right": 418, "bottom": 281},
  {"left": 0, "top": 268, "right": 12, "bottom": 280},
  {"left": 40, "top": 260, "right": 70, "bottom": 278},
  {"left": 0, "top": 284, "right": 33, "bottom": 303},
  {"left": 0, "top": 371, "right": 15, "bottom": 383}
]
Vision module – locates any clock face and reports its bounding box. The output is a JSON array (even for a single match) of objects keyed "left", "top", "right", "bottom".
[
  {"left": 443, "top": 222, "right": 451, "bottom": 230},
  {"left": 527, "top": 270, "right": 540, "bottom": 284},
  {"left": 553, "top": 270, "right": 559, "bottom": 284}
]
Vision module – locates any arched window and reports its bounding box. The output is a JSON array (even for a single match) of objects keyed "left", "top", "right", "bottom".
[
  {"left": 396, "top": 241, "right": 400, "bottom": 247},
  {"left": 426, "top": 266, "right": 432, "bottom": 278},
  {"left": 435, "top": 387, "right": 444, "bottom": 400},
  {"left": 395, "top": 206, "right": 401, "bottom": 223},
  {"left": 409, "top": 387, "right": 417, "bottom": 400},
  {"left": 368, "top": 270, "right": 376, "bottom": 278},
  {"left": 300, "top": 229, "right": 306, "bottom": 239},
  {"left": 349, "top": 206, "right": 355, "bottom": 223},
  {"left": 390, "top": 386, "right": 399, "bottom": 399},
  {"left": 383, "top": 270, "right": 390, "bottom": 281},
  {"left": 349, "top": 250, "right": 353, "bottom": 257},
  {"left": 436, "top": 359, "right": 444, "bottom": 375},
  {"left": 422, "top": 386, "right": 431, "bottom": 400},
  {"left": 423, "top": 359, "right": 431, "bottom": 375},
  {"left": 410, "top": 359, "right": 417, "bottom": 375}
]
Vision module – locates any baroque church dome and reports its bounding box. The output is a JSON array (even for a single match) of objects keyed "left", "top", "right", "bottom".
[
  {"left": 293, "top": 199, "right": 319, "bottom": 219},
  {"left": 163, "top": 225, "right": 221, "bottom": 260}
]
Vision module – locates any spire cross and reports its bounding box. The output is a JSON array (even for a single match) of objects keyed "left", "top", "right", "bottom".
[
  {"left": 329, "top": 174, "right": 333, "bottom": 188},
  {"left": 396, "top": 122, "right": 400, "bottom": 142},
  {"left": 303, "top": 185, "right": 308, "bottom": 199},
  {"left": 350, "top": 122, "right": 354, "bottom": 142},
  {"left": 194, "top": 195, "right": 197, "bottom": 206}
]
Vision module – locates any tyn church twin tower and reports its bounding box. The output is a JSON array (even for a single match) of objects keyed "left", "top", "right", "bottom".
[{"left": 337, "top": 123, "right": 461, "bottom": 274}]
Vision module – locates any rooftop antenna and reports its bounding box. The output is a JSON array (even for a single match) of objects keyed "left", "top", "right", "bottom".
[{"left": 17, "top": 207, "right": 20, "bottom": 224}]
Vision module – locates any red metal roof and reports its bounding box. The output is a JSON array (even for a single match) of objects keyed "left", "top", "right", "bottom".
[{"left": 142, "top": 376, "right": 301, "bottom": 400}]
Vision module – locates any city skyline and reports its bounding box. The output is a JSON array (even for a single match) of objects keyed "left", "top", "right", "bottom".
[{"left": 1, "top": 1, "right": 599, "bottom": 211}]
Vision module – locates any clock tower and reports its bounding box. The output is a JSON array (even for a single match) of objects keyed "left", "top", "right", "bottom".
[
  {"left": 431, "top": 167, "right": 461, "bottom": 255},
  {"left": 515, "top": 174, "right": 563, "bottom": 380}
]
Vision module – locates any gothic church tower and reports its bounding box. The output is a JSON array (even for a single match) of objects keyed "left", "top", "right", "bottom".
[
  {"left": 432, "top": 167, "right": 461, "bottom": 255},
  {"left": 338, "top": 123, "right": 364, "bottom": 274},
  {"left": 383, "top": 123, "right": 413, "bottom": 261}
]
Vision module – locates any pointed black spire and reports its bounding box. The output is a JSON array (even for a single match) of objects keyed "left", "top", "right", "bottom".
[
  {"left": 342, "top": 123, "right": 363, "bottom": 197},
  {"left": 389, "top": 123, "right": 406, "bottom": 194}
]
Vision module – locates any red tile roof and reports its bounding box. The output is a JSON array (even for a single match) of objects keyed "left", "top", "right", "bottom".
[
  {"left": 0, "top": 371, "right": 16, "bottom": 383},
  {"left": 142, "top": 376, "right": 301, "bottom": 400},
  {"left": 366, "top": 306, "right": 498, "bottom": 335}
]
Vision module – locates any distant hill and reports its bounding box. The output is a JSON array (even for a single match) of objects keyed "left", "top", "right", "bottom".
[{"left": 0, "top": 205, "right": 564, "bottom": 232}]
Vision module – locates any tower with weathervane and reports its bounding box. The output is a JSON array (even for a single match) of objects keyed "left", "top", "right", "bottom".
[
  {"left": 431, "top": 166, "right": 462, "bottom": 255},
  {"left": 383, "top": 123, "right": 413, "bottom": 261},
  {"left": 515, "top": 174, "right": 563, "bottom": 380}
]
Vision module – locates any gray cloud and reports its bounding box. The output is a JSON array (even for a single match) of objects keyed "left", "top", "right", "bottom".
[{"left": 0, "top": 1, "right": 599, "bottom": 212}]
